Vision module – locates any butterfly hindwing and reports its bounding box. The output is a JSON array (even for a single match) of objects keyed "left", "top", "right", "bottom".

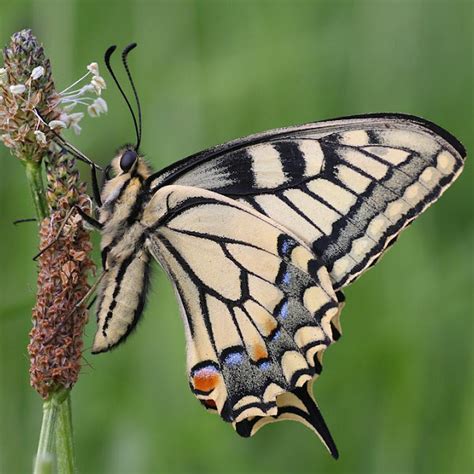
[
  {"left": 148, "top": 114, "right": 465, "bottom": 290},
  {"left": 142, "top": 185, "right": 341, "bottom": 456}
]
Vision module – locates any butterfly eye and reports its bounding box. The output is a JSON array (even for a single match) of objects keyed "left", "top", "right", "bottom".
[{"left": 120, "top": 150, "right": 137, "bottom": 172}]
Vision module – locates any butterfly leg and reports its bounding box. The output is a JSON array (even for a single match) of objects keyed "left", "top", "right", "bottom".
[
  {"left": 71, "top": 270, "right": 106, "bottom": 311},
  {"left": 87, "top": 160, "right": 102, "bottom": 207},
  {"left": 13, "top": 218, "right": 37, "bottom": 225},
  {"left": 33, "top": 206, "right": 77, "bottom": 261},
  {"left": 75, "top": 205, "right": 103, "bottom": 230},
  {"left": 33, "top": 205, "right": 102, "bottom": 261}
]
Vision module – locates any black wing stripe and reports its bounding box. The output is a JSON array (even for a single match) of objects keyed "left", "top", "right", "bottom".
[{"left": 273, "top": 141, "right": 306, "bottom": 181}]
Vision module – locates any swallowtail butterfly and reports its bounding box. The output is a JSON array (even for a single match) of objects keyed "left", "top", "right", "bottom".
[{"left": 76, "top": 44, "right": 466, "bottom": 459}]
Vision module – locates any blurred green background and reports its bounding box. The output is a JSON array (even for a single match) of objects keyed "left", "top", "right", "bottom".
[{"left": 0, "top": 1, "right": 472, "bottom": 473}]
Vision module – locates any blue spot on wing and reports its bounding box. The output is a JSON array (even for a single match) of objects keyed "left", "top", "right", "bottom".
[
  {"left": 278, "top": 234, "right": 298, "bottom": 258},
  {"left": 277, "top": 262, "right": 293, "bottom": 286},
  {"left": 279, "top": 300, "right": 289, "bottom": 319},
  {"left": 225, "top": 352, "right": 243, "bottom": 365},
  {"left": 282, "top": 240, "right": 291, "bottom": 255},
  {"left": 259, "top": 361, "right": 271, "bottom": 371},
  {"left": 271, "top": 329, "right": 282, "bottom": 341}
]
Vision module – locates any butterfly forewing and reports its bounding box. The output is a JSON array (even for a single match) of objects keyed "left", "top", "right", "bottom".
[
  {"left": 148, "top": 114, "right": 465, "bottom": 289},
  {"left": 142, "top": 185, "right": 341, "bottom": 456}
]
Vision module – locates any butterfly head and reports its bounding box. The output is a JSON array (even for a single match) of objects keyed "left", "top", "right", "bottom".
[
  {"left": 100, "top": 145, "right": 152, "bottom": 209},
  {"left": 108, "top": 145, "right": 151, "bottom": 177}
]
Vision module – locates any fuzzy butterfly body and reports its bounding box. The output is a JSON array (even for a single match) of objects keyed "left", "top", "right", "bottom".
[{"left": 91, "top": 113, "right": 465, "bottom": 458}]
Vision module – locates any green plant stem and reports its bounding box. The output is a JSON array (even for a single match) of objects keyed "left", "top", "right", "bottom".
[
  {"left": 24, "top": 156, "right": 75, "bottom": 473},
  {"left": 33, "top": 390, "right": 74, "bottom": 474},
  {"left": 33, "top": 397, "right": 57, "bottom": 474},
  {"left": 23, "top": 159, "right": 48, "bottom": 221},
  {"left": 55, "top": 392, "right": 75, "bottom": 473}
]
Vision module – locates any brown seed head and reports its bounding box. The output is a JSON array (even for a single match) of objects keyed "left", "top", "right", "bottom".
[{"left": 1, "top": 30, "right": 96, "bottom": 398}]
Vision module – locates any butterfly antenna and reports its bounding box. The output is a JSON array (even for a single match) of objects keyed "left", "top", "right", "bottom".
[
  {"left": 104, "top": 45, "right": 140, "bottom": 150},
  {"left": 121, "top": 43, "right": 142, "bottom": 150}
]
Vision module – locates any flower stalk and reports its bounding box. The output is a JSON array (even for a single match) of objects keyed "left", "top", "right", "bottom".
[{"left": 24, "top": 159, "right": 48, "bottom": 220}]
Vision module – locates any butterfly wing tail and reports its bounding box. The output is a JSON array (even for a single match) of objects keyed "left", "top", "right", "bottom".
[{"left": 234, "top": 381, "right": 339, "bottom": 459}]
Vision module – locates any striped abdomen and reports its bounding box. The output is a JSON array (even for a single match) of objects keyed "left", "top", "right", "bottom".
[{"left": 92, "top": 224, "right": 151, "bottom": 354}]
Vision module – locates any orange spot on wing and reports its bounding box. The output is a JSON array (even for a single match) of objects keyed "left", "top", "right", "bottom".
[
  {"left": 252, "top": 344, "right": 268, "bottom": 362},
  {"left": 193, "top": 369, "right": 220, "bottom": 393}
]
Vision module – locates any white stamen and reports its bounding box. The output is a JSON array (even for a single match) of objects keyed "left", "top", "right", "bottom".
[
  {"left": 9, "top": 84, "right": 26, "bottom": 95},
  {"left": 31, "top": 66, "right": 45, "bottom": 80},
  {"left": 69, "top": 112, "right": 85, "bottom": 124},
  {"left": 95, "top": 98, "right": 107, "bottom": 113},
  {"left": 87, "top": 62, "right": 99, "bottom": 76},
  {"left": 87, "top": 97, "right": 108, "bottom": 117},
  {"left": 48, "top": 120, "right": 67, "bottom": 130},
  {"left": 87, "top": 104, "right": 99, "bottom": 118},
  {"left": 34, "top": 130, "right": 47, "bottom": 145},
  {"left": 71, "top": 123, "right": 82, "bottom": 135},
  {"left": 91, "top": 76, "right": 106, "bottom": 95}
]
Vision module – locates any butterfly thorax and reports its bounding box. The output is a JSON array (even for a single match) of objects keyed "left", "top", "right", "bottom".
[{"left": 98, "top": 150, "right": 153, "bottom": 264}]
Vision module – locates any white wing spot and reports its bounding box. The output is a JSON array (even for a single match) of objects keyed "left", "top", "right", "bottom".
[
  {"left": 306, "top": 178, "right": 357, "bottom": 214},
  {"left": 437, "top": 151, "right": 455, "bottom": 174},
  {"left": 297, "top": 140, "right": 324, "bottom": 177},
  {"left": 420, "top": 167, "right": 435, "bottom": 184},
  {"left": 284, "top": 189, "right": 340, "bottom": 235},
  {"left": 367, "top": 215, "right": 389, "bottom": 238},
  {"left": 404, "top": 182, "right": 424, "bottom": 202},
  {"left": 378, "top": 130, "right": 439, "bottom": 156},
  {"left": 385, "top": 200, "right": 407, "bottom": 219},
  {"left": 332, "top": 256, "right": 352, "bottom": 280},
  {"left": 281, "top": 351, "right": 309, "bottom": 384},
  {"left": 250, "top": 143, "right": 286, "bottom": 188},
  {"left": 338, "top": 130, "right": 370, "bottom": 146},
  {"left": 351, "top": 237, "right": 372, "bottom": 257}
]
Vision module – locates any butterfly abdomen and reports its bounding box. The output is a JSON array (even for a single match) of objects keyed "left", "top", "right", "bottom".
[{"left": 92, "top": 241, "right": 151, "bottom": 353}]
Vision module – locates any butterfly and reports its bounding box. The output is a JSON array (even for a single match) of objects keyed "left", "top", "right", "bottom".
[{"left": 74, "top": 44, "right": 465, "bottom": 459}]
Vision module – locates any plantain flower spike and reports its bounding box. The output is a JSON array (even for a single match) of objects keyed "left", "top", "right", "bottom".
[{"left": 0, "top": 29, "right": 98, "bottom": 398}]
